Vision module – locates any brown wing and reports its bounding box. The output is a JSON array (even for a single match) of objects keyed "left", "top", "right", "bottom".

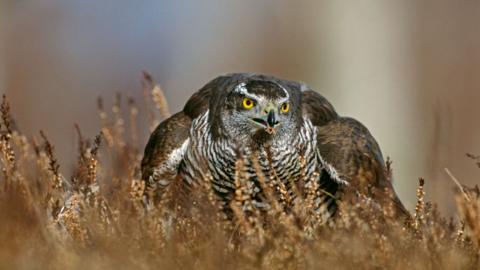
[
  {"left": 316, "top": 118, "right": 409, "bottom": 217},
  {"left": 141, "top": 111, "right": 192, "bottom": 200},
  {"left": 141, "top": 75, "right": 233, "bottom": 200},
  {"left": 301, "top": 90, "right": 409, "bottom": 217},
  {"left": 315, "top": 117, "right": 386, "bottom": 188},
  {"left": 301, "top": 89, "right": 339, "bottom": 126}
]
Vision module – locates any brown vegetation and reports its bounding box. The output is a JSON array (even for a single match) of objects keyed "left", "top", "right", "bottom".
[{"left": 0, "top": 76, "right": 479, "bottom": 269}]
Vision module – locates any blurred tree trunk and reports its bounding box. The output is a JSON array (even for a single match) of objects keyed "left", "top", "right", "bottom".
[
  {"left": 415, "top": 1, "right": 480, "bottom": 213},
  {"left": 315, "top": 1, "right": 420, "bottom": 210}
]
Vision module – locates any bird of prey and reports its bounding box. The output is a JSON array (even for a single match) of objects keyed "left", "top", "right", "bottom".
[{"left": 141, "top": 73, "right": 407, "bottom": 220}]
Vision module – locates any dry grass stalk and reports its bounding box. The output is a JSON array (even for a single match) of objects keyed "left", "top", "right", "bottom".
[
  {"left": 414, "top": 178, "right": 426, "bottom": 231},
  {"left": 127, "top": 97, "right": 139, "bottom": 148},
  {"left": 97, "top": 97, "right": 115, "bottom": 147},
  {"left": 142, "top": 71, "right": 170, "bottom": 122},
  {"left": 466, "top": 153, "right": 480, "bottom": 168},
  {"left": 112, "top": 93, "right": 126, "bottom": 149},
  {"left": 445, "top": 167, "right": 471, "bottom": 202},
  {"left": 456, "top": 184, "right": 480, "bottom": 252},
  {"left": 39, "top": 131, "right": 64, "bottom": 191}
]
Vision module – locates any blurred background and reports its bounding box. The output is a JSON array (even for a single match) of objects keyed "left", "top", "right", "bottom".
[{"left": 1, "top": 0, "right": 479, "bottom": 214}]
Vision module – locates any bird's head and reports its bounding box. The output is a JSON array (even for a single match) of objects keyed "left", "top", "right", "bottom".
[{"left": 211, "top": 78, "right": 303, "bottom": 144}]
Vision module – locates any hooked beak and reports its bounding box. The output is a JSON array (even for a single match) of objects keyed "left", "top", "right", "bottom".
[
  {"left": 267, "top": 110, "right": 277, "bottom": 128},
  {"left": 251, "top": 107, "right": 280, "bottom": 134}
]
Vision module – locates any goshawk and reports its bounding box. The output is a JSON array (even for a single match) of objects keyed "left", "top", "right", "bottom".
[{"left": 141, "top": 73, "right": 407, "bottom": 219}]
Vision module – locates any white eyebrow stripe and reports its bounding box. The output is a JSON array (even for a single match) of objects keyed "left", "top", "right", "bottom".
[
  {"left": 277, "top": 97, "right": 290, "bottom": 104},
  {"left": 233, "top": 82, "right": 264, "bottom": 101},
  {"left": 273, "top": 83, "right": 290, "bottom": 104},
  {"left": 233, "top": 82, "right": 290, "bottom": 104},
  {"left": 277, "top": 84, "right": 290, "bottom": 100}
]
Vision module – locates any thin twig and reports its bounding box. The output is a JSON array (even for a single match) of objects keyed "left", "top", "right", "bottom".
[
  {"left": 444, "top": 168, "right": 470, "bottom": 202},
  {"left": 142, "top": 71, "right": 171, "bottom": 120}
]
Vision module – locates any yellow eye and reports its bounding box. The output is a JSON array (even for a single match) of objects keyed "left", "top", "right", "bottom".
[
  {"left": 242, "top": 98, "right": 255, "bottom": 109},
  {"left": 281, "top": 103, "right": 289, "bottom": 113}
]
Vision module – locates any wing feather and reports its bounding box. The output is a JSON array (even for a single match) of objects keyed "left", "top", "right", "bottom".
[
  {"left": 301, "top": 89, "right": 339, "bottom": 126},
  {"left": 141, "top": 75, "right": 230, "bottom": 200},
  {"left": 301, "top": 90, "right": 409, "bottom": 217},
  {"left": 141, "top": 112, "right": 191, "bottom": 184}
]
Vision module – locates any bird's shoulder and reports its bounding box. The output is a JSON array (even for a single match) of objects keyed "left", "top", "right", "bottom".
[
  {"left": 315, "top": 117, "right": 409, "bottom": 217},
  {"left": 300, "top": 88, "right": 339, "bottom": 126},
  {"left": 141, "top": 74, "right": 240, "bottom": 180},
  {"left": 315, "top": 117, "right": 385, "bottom": 185},
  {"left": 141, "top": 111, "right": 192, "bottom": 181},
  {"left": 297, "top": 86, "right": 384, "bottom": 185}
]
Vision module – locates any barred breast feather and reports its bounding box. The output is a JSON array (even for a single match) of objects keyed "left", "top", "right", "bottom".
[{"left": 178, "top": 110, "right": 344, "bottom": 219}]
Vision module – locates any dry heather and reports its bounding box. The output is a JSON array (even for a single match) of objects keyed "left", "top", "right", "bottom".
[{"left": 0, "top": 74, "right": 479, "bottom": 270}]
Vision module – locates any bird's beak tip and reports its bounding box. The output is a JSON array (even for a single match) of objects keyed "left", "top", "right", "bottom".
[
  {"left": 265, "top": 126, "right": 276, "bottom": 135},
  {"left": 267, "top": 110, "right": 277, "bottom": 128}
]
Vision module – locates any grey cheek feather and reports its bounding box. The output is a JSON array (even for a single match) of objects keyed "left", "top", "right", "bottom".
[{"left": 221, "top": 111, "right": 256, "bottom": 140}]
